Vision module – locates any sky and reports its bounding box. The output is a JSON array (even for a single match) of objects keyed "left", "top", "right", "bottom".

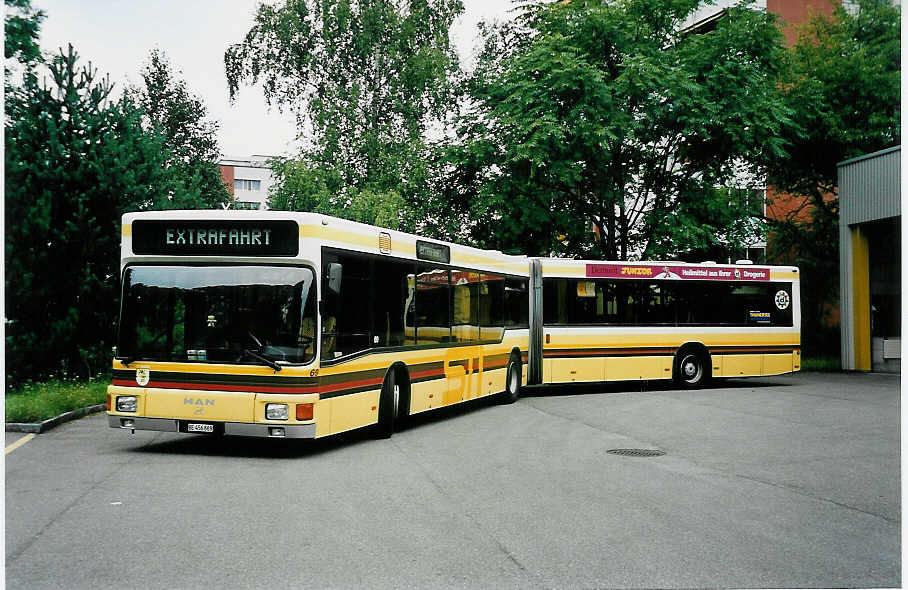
[{"left": 35, "top": 0, "right": 516, "bottom": 160}]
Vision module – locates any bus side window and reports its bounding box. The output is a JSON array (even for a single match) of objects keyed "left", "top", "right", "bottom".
[
  {"left": 451, "top": 270, "right": 478, "bottom": 343},
  {"left": 372, "top": 258, "right": 413, "bottom": 347},
  {"left": 321, "top": 251, "right": 370, "bottom": 359},
  {"left": 417, "top": 265, "right": 452, "bottom": 344},
  {"left": 320, "top": 254, "right": 340, "bottom": 360},
  {"left": 504, "top": 278, "right": 529, "bottom": 328},
  {"left": 638, "top": 282, "right": 675, "bottom": 324},
  {"left": 676, "top": 282, "right": 708, "bottom": 325},
  {"left": 480, "top": 273, "right": 505, "bottom": 342},
  {"left": 613, "top": 281, "right": 636, "bottom": 324},
  {"left": 542, "top": 278, "right": 569, "bottom": 325}
]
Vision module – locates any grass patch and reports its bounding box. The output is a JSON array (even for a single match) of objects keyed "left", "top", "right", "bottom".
[
  {"left": 6, "top": 378, "right": 108, "bottom": 423},
  {"left": 802, "top": 355, "right": 842, "bottom": 372}
]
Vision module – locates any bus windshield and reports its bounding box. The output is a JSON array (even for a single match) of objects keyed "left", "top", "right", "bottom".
[{"left": 118, "top": 265, "right": 317, "bottom": 365}]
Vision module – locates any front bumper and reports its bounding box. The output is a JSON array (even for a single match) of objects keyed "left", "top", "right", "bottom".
[{"left": 107, "top": 414, "right": 316, "bottom": 438}]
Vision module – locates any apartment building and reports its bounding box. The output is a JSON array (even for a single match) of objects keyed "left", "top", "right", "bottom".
[{"left": 219, "top": 155, "right": 277, "bottom": 210}]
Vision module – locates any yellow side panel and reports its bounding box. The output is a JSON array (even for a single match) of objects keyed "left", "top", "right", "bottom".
[
  {"left": 144, "top": 389, "right": 253, "bottom": 422},
  {"left": 711, "top": 356, "right": 723, "bottom": 377},
  {"left": 605, "top": 356, "right": 672, "bottom": 381},
  {"left": 763, "top": 353, "right": 793, "bottom": 376},
  {"left": 720, "top": 355, "right": 762, "bottom": 377},
  {"left": 483, "top": 367, "right": 506, "bottom": 395},
  {"left": 548, "top": 357, "right": 604, "bottom": 383},
  {"left": 315, "top": 400, "right": 332, "bottom": 438},
  {"left": 468, "top": 362, "right": 483, "bottom": 400},
  {"left": 409, "top": 380, "right": 441, "bottom": 414},
  {"left": 793, "top": 350, "right": 801, "bottom": 372},
  {"left": 444, "top": 365, "right": 468, "bottom": 405},
  {"left": 852, "top": 227, "right": 871, "bottom": 371},
  {"left": 543, "top": 358, "right": 554, "bottom": 384},
  {"left": 327, "top": 390, "right": 380, "bottom": 435}
]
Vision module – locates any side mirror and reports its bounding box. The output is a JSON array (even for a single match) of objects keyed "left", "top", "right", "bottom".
[{"left": 326, "top": 262, "right": 343, "bottom": 295}]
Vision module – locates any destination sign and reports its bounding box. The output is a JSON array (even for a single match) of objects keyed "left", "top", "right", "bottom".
[
  {"left": 131, "top": 220, "right": 299, "bottom": 256},
  {"left": 586, "top": 263, "right": 770, "bottom": 281},
  {"left": 416, "top": 240, "right": 450, "bottom": 264}
]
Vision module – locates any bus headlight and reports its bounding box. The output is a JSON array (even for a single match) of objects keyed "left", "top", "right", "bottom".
[
  {"left": 265, "top": 403, "right": 289, "bottom": 420},
  {"left": 116, "top": 396, "right": 138, "bottom": 412}
]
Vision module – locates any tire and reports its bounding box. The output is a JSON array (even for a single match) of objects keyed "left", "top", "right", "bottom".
[
  {"left": 500, "top": 356, "right": 522, "bottom": 404},
  {"left": 674, "top": 350, "right": 709, "bottom": 389},
  {"left": 374, "top": 369, "right": 398, "bottom": 439}
]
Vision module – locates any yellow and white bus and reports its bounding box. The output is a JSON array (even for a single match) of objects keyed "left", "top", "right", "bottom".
[
  {"left": 108, "top": 211, "right": 530, "bottom": 439},
  {"left": 528, "top": 259, "right": 801, "bottom": 387},
  {"left": 107, "top": 211, "right": 800, "bottom": 439}
]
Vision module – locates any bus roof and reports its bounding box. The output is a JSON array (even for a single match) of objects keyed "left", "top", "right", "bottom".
[
  {"left": 119, "top": 211, "right": 798, "bottom": 282},
  {"left": 120, "top": 210, "right": 529, "bottom": 276}
]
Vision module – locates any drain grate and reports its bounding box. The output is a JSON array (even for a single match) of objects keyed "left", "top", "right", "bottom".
[{"left": 607, "top": 448, "right": 665, "bottom": 457}]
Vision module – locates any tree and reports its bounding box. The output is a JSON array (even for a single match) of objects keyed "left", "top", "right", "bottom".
[
  {"left": 770, "top": 0, "right": 900, "bottom": 204},
  {"left": 4, "top": 0, "right": 44, "bottom": 73},
  {"left": 128, "top": 49, "right": 230, "bottom": 209},
  {"left": 766, "top": 0, "right": 900, "bottom": 354},
  {"left": 268, "top": 156, "right": 407, "bottom": 228},
  {"left": 453, "top": 0, "right": 790, "bottom": 259},
  {"left": 5, "top": 45, "right": 178, "bottom": 383},
  {"left": 224, "top": 0, "right": 463, "bottom": 220}
]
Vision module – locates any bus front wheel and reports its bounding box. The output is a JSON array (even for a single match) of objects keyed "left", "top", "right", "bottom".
[{"left": 375, "top": 370, "right": 398, "bottom": 439}]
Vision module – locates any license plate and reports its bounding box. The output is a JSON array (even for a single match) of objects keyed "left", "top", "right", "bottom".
[{"left": 187, "top": 423, "right": 214, "bottom": 433}]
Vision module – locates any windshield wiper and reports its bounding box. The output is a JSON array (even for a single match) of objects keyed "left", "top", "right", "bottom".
[{"left": 242, "top": 349, "right": 282, "bottom": 372}]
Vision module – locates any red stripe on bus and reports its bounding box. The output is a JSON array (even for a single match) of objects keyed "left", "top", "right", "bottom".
[
  {"left": 483, "top": 361, "right": 508, "bottom": 370},
  {"left": 113, "top": 365, "right": 456, "bottom": 396},
  {"left": 317, "top": 376, "right": 383, "bottom": 393},
  {"left": 410, "top": 368, "right": 446, "bottom": 379}
]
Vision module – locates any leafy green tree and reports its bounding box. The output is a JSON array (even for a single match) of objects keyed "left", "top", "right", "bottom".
[
  {"left": 454, "top": 0, "right": 790, "bottom": 258},
  {"left": 128, "top": 49, "right": 230, "bottom": 210},
  {"left": 766, "top": 0, "right": 900, "bottom": 354},
  {"left": 225, "top": 0, "right": 463, "bottom": 222},
  {"left": 268, "top": 157, "right": 406, "bottom": 229},
  {"left": 770, "top": 0, "right": 900, "bottom": 204},
  {"left": 268, "top": 158, "right": 343, "bottom": 213}
]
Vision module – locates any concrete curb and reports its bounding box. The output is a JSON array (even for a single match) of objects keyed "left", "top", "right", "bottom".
[{"left": 6, "top": 404, "right": 107, "bottom": 434}]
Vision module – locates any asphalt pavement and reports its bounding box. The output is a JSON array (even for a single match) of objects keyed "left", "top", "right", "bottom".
[{"left": 5, "top": 371, "right": 901, "bottom": 589}]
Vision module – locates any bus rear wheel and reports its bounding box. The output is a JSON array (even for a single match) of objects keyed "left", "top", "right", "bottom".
[{"left": 674, "top": 349, "right": 709, "bottom": 389}]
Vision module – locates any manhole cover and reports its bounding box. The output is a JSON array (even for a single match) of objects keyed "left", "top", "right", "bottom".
[{"left": 607, "top": 448, "right": 665, "bottom": 457}]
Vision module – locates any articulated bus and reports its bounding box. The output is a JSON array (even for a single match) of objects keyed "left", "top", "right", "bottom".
[{"left": 108, "top": 211, "right": 800, "bottom": 439}]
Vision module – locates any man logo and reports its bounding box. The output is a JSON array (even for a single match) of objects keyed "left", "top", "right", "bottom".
[
  {"left": 184, "top": 398, "right": 216, "bottom": 406},
  {"left": 135, "top": 368, "right": 150, "bottom": 387}
]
